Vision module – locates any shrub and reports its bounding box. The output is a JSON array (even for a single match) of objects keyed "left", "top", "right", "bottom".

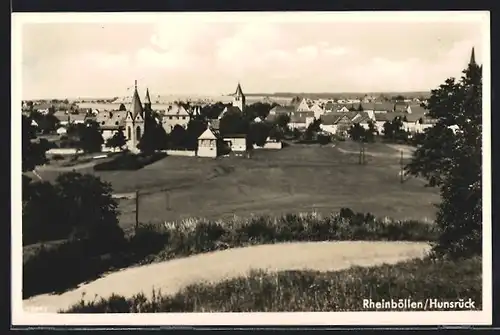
[{"left": 64, "top": 256, "right": 481, "bottom": 313}]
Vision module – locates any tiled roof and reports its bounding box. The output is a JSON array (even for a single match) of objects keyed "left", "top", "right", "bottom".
[
  {"left": 130, "top": 83, "right": 144, "bottom": 119},
  {"left": 269, "top": 105, "right": 295, "bottom": 115},
  {"left": 96, "top": 110, "right": 128, "bottom": 128}
]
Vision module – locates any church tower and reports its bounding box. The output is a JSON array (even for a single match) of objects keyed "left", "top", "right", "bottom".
[
  {"left": 232, "top": 82, "right": 246, "bottom": 112},
  {"left": 469, "top": 47, "right": 476, "bottom": 66},
  {"left": 125, "top": 80, "right": 145, "bottom": 152}
]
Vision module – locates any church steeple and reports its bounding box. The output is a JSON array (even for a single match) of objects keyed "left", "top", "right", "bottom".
[
  {"left": 232, "top": 82, "right": 246, "bottom": 112},
  {"left": 144, "top": 87, "right": 152, "bottom": 112},
  {"left": 469, "top": 47, "right": 476, "bottom": 66},
  {"left": 130, "top": 80, "right": 144, "bottom": 119}
]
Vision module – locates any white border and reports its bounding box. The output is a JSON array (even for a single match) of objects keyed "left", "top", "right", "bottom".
[{"left": 11, "top": 11, "right": 492, "bottom": 326}]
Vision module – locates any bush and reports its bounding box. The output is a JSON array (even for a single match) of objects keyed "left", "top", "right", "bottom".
[{"left": 64, "top": 256, "right": 481, "bottom": 313}]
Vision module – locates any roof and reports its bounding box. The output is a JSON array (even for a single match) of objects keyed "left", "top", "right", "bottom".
[
  {"left": 352, "top": 111, "right": 372, "bottom": 123},
  {"left": 130, "top": 81, "right": 144, "bottom": 119},
  {"left": 320, "top": 113, "right": 345, "bottom": 125},
  {"left": 218, "top": 106, "right": 242, "bottom": 119},
  {"left": 372, "top": 102, "right": 395, "bottom": 112},
  {"left": 164, "top": 104, "right": 190, "bottom": 116},
  {"left": 234, "top": 83, "right": 244, "bottom": 97},
  {"left": 144, "top": 88, "right": 152, "bottom": 105},
  {"left": 374, "top": 112, "right": 406, "bottom": 122},
  {"left": 53, "top": 111, "right": 69, "bottom": 122},
  {"left": 269, "top": 105, "right": 295, "bottom": 115},
  {"left": 96, "top": 110, "right": 128, "bottom": 128},
  {"left": 198, "top": 126, "right": 220, "bottom": 140}
]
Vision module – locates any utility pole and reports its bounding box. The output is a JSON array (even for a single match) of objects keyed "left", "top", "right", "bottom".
[
  {"left": 135, "top": 190, "right": 139, "bottom": 230},
  {"left": 400, "top": 150, "right": 404, "bottom": 184}
]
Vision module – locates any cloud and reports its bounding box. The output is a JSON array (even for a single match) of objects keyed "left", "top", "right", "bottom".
[{"left": 20, "top": 16, "right": 485, "bottom": 98}]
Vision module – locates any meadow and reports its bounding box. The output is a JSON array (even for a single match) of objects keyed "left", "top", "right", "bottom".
[{"left": 32, "top": 141, "right": 439, "bottom": 234}]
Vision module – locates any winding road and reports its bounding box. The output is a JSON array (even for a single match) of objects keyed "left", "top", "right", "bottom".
[{"left": 23, "top": 241, "right": 431, "bottom": 313}]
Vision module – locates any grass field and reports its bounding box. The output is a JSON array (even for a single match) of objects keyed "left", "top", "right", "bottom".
[{"left": 30, "top": 141, "right": 439, "bottom": 233}]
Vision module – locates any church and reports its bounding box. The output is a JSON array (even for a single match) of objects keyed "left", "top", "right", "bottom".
[{"left": 123, "top": 80, "right": 154, "bottom": 152}]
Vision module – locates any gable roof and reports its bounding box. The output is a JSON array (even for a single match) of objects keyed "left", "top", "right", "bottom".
[
  {"left": 198, "top": 127, "right": 219, "bottom": 140},
  {"left": 96, "top": 110, "right": 128, "bottom": 128},
  {"left": 269, "top": 105, "right": 295, "bottom": 115}
]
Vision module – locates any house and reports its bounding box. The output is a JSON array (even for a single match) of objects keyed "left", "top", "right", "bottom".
[
  {"left": 289, "top": 111, "right": 315, "bottom": 129},
  {"left": 372, "top": 102, "right": 394, "bottom": 114},
  {"left": 394, "top": 102, "right": 410, "bottom": 113},
  {"left": 161, "top": 103, "right": 191, "bottom": 133},
  {"left": 223, "top": 134, "right": 247, "bottom": 152},
  {"left": 197, "top": 125, "right": 222, "bottom": 158},
  {"left": 56, "top": 126, "right": 67, "bottom": 135},
  {"left": 338, "top": 106, "right": 350, "bottom": 113},
  {"left": 296, "top": 98, "right": 311, "bottom": 112},
  {"left": 319, "top": 113, "right": 343, "bottom": 134},
  {"left": 268, "top": 105, "right": 295, "bottom": 116},
  {"left": 310, "top": 103, "right": 325, "bottom": 119}
]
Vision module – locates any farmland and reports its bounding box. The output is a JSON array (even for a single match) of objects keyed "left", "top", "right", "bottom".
[{"left": 30, "top": 141, "right": 439, "bottom": 234}]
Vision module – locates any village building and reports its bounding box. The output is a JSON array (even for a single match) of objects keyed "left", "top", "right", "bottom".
[
  {"left": 296, "top": 98, "right": 311, "bottom": 112},
  {"left": 161, "top": 103, "right": 191, "bottom": 133},
  {"left": 223, "top": 134, "right": 247, "bottom": 152},
  {"left": 217, "top": 83, "right": 246, "bottom": 120},
  {"left": 197, "top": 125, "right": 222, "bottom": 158}
]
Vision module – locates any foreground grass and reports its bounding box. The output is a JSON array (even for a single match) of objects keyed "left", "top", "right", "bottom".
[
  {"left": 64, "top": 256, "right": 481, "bottom": 313},
  {"left": 23, "top": 210, "right": 439, "bottom": 299}
]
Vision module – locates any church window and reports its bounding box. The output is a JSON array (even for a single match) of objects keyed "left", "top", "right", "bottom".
[
  {"left": 127, "top": 126, "right": 131, "bottom": 139},
  {"left": 136, "top": 126, "right": 142, "bottom": 140}
]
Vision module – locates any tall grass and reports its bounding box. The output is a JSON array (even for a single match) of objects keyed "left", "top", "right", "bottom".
[
  {"left": 64, "top": 256, "right": 481, "bottom": 313},
  {"left": 24, "top": 209, "right": 440, "bottom": 299}
]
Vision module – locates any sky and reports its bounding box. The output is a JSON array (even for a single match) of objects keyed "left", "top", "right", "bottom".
[{"left": 18, "top": 13, "right": 486, "bottom": 99}]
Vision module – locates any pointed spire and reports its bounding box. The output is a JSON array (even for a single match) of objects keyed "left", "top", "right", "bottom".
[
  {"left": 235, "top": 82, "right": 244, "bottom": 96},
  {"left": 130, "top": 80, "right": 144, "bottom": 119},
  {"left": 144, "top": 88, "right": 151, "bottom": 105},
  {"left": 469, "top": 47, "right": 476, "bottom": 66}
]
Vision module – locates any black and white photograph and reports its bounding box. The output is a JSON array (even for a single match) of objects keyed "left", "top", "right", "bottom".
[{"left": 12, "top": 11, "right": 491, "bottom": 326}]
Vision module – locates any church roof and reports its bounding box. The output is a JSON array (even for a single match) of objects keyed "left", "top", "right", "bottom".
[
  {"left": 144, "top": 88, "right": 152, "bottom": 105},
  {"left": 130, "top": 80, "right": 144, "bottom": 119},
  {"left": 234, "top": 82, "right": 244, "bottom": 96}
]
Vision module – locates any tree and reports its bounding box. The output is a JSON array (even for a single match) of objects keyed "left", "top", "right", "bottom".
[
  {"left": 77, "top": 120, "right": 104, "bottom": 153},
  {"left": 22, "top": 115, "right": 48, "bottom": 173},
  {"left": 119, "top": 103, "right": 127, "bottom": 111},
  {"left": 357, "top": 103, "right": 364, "bottom": 112},
  {"left": 405, "top": 59, "right": 482, "bottom": 258},
  {"left": 304, "top": 118, "right": 321, "bottom": 140},
  {"left": 106, "top": 129, "right": 127, "bottom": 151},
  {"left": 185, "top": 119, "right": 208, "bottom": 150},
  {"left": 22, "top": 172, "right": 123, "bottom": 248},
  {"left": 169, "top": 125, "right": 188, "bottom": 149},
  {"left": 137, "top": 123, "right": 167, "bottom": 154},
  {"left": 348, "top": 123, "right": 365, "bottom": 142},
  {"left": 219, "top": 110, "right": 249, "bottom": 136},
  {"left": 366, "top": 121, "right": 377, "bottom": 142},
  {"left": 248, "top": 122, "right": 271, "bottom": 147},
  {"left": 275, "top": 114, "right": 291, "bottom": 131},
  {"left": 55, "top": 172, "right": 123, "bottom": 250}
]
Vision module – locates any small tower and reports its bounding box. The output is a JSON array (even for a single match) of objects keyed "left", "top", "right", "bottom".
[
  {"left": 232, "top": 82, "right": 246, "bottom": 112},
  {"left": 125, "top": 80, "right": 145, "bottom": 152}
]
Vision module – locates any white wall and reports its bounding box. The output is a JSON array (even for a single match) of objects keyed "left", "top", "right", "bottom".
[
  {"left": 164, "top": 150, "right": 196, "bottom": 157},
  {"left": 198, "top": 146, "right": 217, "bottom": 158},
  {"left": 46, "top": 148, "right": 83, "bottom": 155},
  {"left": 257, "top": 142, "right": 282, "bottom": 149},
  {"left": 320, "top": 124, "right": 337, "bottom": 134}
]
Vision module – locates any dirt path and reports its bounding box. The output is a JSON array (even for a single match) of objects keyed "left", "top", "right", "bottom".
[{"left": 23, "top": 241, "right": 430, "bottom": 313}]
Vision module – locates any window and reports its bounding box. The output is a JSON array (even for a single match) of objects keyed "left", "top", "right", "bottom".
[
  {"left": 101, "top": 121, "right": 105, "bottom": 125},
  {"left": 136, "top": 126, "right": 142, "bottom": 140},
  {"left": 127, "top": 126, "right": 131, "bottom": 139},
  {"left": 115, "top": 121, "right": 119, "bottom": 126}
]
